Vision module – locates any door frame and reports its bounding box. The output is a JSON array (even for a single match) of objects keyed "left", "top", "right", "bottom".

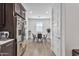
[
  {"left": 61, "top": 3, "right": 66, "bottom": 56},
  {"left": 50, "top": 3, "right": 66, "bottom": 56}
]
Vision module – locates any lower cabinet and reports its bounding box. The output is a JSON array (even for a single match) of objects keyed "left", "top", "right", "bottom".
[{"left": 0, "top": 40, "right": 14, "bottom": 56}]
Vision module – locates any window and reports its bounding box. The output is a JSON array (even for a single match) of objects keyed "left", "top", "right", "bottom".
[{"left": 36, "top": 22, "right": 43, "bottom": 33}]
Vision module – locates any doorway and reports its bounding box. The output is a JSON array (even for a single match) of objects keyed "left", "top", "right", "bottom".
[{"left": 22, "top": 3, "right": 62, "bottom": 56}]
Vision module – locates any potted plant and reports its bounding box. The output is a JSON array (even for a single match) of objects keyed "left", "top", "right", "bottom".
[
  {"left": 47, "top": 28, "right": 50, "bottom": 33},
  {"left": 47, "top": 28, "right": 50, "bottom": 39}
]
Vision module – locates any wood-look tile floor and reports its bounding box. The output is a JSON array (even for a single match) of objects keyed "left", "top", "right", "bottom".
[{"left": 22, "top": 39, "right": 54, "bottom": 56}]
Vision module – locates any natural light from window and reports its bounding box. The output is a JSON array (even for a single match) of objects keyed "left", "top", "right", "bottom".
[{"left": 36, "top": 22, "right": 43, "bottom": 33}]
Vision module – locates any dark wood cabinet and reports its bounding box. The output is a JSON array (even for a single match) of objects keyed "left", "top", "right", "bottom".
[
  {"left": 0, "top": 3, "right": 26, "bottom": 56},
  {"left": 6, "top": 41, "right": 14, "bottom": 56},
  {"left": 15, "top": 4, "right": 21, "bottom": 15},
  {"left": 0, "top": 3, "right": 26, "bottom": 39},
  {"left": 0, "top": 40, "right": 14, "bottom": 56},
  {"left": 0, "top": 4, "right": 5, "bottom": 27}
]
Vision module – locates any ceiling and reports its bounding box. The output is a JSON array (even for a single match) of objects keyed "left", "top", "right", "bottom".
[{"left": 22, "top": 3, "right": 58, "bottom": 18}]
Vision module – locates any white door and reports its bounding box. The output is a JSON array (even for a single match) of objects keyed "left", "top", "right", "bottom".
[{"left": 51, "top": 3, "right": 62, "bottom": 56}]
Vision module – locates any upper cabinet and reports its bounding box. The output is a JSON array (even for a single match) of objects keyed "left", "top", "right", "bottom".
[
  {"left": 15, "top": 4, "right": 21, "bottom": 16},
  {"left": 0, "top": 3, "right": 26, "bottom": 28},
  {"left": 15, "top": 3, "right": 26, "bottom": 19},
  {"left": 0, "top": 3, "right": 26, "bottom": 38},
  {"left": 0, "top": 3, "right": 26, "bottom": 37},
  {"left": 20, "top": 5, "right": 26, "bottom": 19},
  {"left": 0, "top": 4, "right": 5, "bottom": 27}
]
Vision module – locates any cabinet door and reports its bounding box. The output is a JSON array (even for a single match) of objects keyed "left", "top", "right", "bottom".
[
  {"left": 15, "top": 4, "right": 26, "bottom": 19},
  {"left": 15, "top": 4, "right": 21, "bottom": 15},
  {"left": 5, "top": 41, "right": 14, "bottom": 56},
  {"left": 20, "top": 10, "right": 25, "bottom": 18},
  {"left": 0, "top": 3, "right": 5, "bottom": 27},
  {"left": 0, "top": 44, "right": 9, "bottom": 56},
  {"left": 20, "top": 7, "right": 25, "bottom": 19},
  {"left": 0, "top": 41, "right": 14, "bottom": 56}
]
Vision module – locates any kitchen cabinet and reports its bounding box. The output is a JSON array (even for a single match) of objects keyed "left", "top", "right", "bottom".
[
  {"left": 16, "top": 13, "right": 26, "bottom": 56},
  {"left": 15, "top": 3, "right": 26, "bottom": 19},
  {"left": 0, "top": 4, "right": 5, "bottom": 27},
  {"left": 0, "top": 40, "right": 14, "bottom": 56},
  {"left": 15, "top": 4, "right": 21, "bottom": 15},
  {"left": 0, "top": 3, "right": 26, "bottom": 38},
  {"left": 14, "top": 4, "right": 26, "bottom": 56},
  {"left": 20, "top": 4, "right": 26, "bottom": 19},
  {"left": 0, "top": 3, "right": 26, "bottom": 56}
]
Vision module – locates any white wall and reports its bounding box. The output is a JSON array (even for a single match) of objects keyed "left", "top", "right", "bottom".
[
  {"left": 61, "top": 4, "right": 66, "bottom": 56},
  {"left": 28, "top": 18, "right": 50, "bottom": 38},
  {"left": 63, "top": 4, "right": 79, "bottom": 56}
]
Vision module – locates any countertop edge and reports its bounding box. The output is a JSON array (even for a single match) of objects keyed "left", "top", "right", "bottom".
[{"left": 0, "top": 39, "right": 14, "bottom": 45}]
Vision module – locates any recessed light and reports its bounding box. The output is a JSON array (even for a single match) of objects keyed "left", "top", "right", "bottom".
[{"left": 46, "top": 11, "right": 49, "bottom": 14}]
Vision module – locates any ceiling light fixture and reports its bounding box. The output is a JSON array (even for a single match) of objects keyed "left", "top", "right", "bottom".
[{"left": 46, "top": 11, "right": 49, "bottom": 14}]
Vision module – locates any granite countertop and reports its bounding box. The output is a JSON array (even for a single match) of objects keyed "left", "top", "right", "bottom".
[{"left": 0, "top": 39, "right": 14, "bottom": 45}]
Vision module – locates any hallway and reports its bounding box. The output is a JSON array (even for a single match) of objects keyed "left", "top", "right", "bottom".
[
  {"left": 0, "top": 3, "right": 62, "bottom": 56},
  {"left": 23, "top": 39, "right": 54, "bottom": 56},
  {"left": 22, "top": 3, "right": 61, "bottom": 56}
]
